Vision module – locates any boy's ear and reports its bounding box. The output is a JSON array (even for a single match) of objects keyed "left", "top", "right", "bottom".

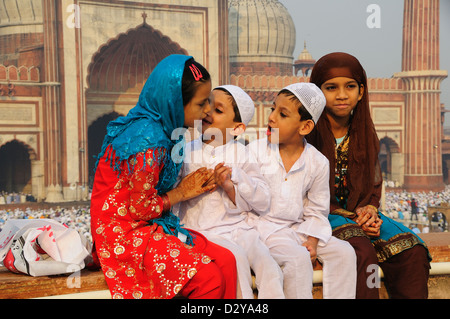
[
  {"left": 298, "top": 119, "right": 315, "bottom": 136},
  {"left": 230, "top": 123, "right": 246, "bottom": 136}
]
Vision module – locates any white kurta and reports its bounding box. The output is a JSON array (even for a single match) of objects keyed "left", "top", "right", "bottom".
[
  {"left": 247, "top": 138, "right": 357, "bottom": 299},
  {"left": 176, "top": 138, "right": 284, "bottom": 299}
]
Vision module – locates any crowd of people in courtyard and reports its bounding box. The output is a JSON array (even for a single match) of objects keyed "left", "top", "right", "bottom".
[
  {"left": 383, "top": 182, "right": 450, "bottom": 233},
  {"left": 0, "top": 191, "right": 37, "bottom": 204}
]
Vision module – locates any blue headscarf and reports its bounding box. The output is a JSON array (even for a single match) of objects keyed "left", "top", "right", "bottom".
[{"left": 96, "top": 54, "right": 194, "bottom": 245}]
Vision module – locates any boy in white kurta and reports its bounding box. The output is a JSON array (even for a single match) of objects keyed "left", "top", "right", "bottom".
[
  {"left": 177, "top": 85, "right": 284, "bottom": 299},
  {"left": 247, "top": 83, "right": 357, "bottom": 299}
]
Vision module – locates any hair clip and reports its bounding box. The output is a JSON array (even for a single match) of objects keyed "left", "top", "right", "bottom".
[{"left": 189, "top": 64, "right": 203, "bottom": 81}]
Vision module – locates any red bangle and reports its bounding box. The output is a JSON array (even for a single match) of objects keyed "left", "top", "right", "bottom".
[{"left": 161, "top": 194, "right": 171, "bottom": 212}]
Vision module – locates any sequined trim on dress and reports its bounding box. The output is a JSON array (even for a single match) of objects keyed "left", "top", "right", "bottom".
[{"left": 333, "top": 223, "right": 428, "bottom": 263}]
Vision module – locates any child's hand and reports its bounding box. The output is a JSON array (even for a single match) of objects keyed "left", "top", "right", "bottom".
[
  {"left": 355, "top": 205, "right": 382, "bottom": 238},
  {"left": 302, "top": 236, "right": 319, "bottom": 265},
  {"left": 362, "top": 217, "right": 383, "bottom": 238},
  {"left": 355, "top": 205, "right": 377, "bottom": 227},
  {"left": 214, "top": 163, "right": 236, "bottom": 204},
  {"left": 214, "top": 163, "right": 234, "bottom": 193}
]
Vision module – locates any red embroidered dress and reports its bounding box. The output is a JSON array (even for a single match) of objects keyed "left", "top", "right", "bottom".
[
  {"left": 91, "top": 147, "right": 212, "bottom": 299},
  {"left": 90, "top": 55, "right": 237, "bottom": 299}
]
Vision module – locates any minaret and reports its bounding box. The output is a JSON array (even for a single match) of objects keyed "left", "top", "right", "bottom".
[
  {"left": 395, "top": 0, "right": 448, "bottom": 191},
  {"left": 294, "top": 42, "right": 316, "bottom": 76}
]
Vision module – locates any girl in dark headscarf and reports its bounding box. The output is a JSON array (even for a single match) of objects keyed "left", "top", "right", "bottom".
[
  {"left": 307, "top": 52, "right": 431, "bottom": 299},
  {"left": 90, "top": 55, "right": 237, "bottom": 299}
]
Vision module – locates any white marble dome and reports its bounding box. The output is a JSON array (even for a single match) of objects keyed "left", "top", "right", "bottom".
[{"left": 228, "top": 0, "right": 296, "bottom": 65}]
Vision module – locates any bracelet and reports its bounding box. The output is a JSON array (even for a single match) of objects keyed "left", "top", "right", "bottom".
[{"left": 161, "top": 194, "right": 171, "bottom": 212}]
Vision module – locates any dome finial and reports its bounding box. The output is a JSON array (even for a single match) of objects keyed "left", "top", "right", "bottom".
[{"left": 142, "top": 12, "right": 148, "bottom": 25}]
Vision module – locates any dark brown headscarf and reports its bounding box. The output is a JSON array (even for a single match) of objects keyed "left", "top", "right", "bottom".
[{"left": 307, "top": 52, "right": 382, "bottom": 212}]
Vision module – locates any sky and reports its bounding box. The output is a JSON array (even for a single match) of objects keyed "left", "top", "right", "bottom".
[{"left": 279, "top": 0, "right": 450, "bottom": 126}]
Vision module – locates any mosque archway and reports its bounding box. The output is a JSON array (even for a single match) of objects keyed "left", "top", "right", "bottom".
[
  {"left": 87, "top": 15, "right": 188, "bottom": 94},
  {"left": 85, "top": 19, "right": 189, "bottom": 186},
  {"left": 85, "top": 18, "right": 189, "bottom": 126},
  {"left": 379, "top": 142, "right": 389, "bottom": 179},
  {"left": 379, "top": 136, "right": 402, "bottom": 185},
  {"left": 88, "top": 112, "right": 122, "bottom": 185},
  {"left": 443, "top": 158, "right": 450, "bottom": 184},
  {"left": 0, "top": 140, "right": 33, "bottom": 194}
]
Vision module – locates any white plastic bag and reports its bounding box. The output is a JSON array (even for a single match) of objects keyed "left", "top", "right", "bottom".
[{"left": 0, "top": 219, "right": 90, "bottom": 277}]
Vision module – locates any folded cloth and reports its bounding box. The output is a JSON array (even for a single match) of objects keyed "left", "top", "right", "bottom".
[{"left": 0, "top": 219, "right": 90, "bottom": 277}]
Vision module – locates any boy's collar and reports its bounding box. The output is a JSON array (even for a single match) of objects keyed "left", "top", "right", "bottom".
[
  {"left": 267, "top": 137, "right": 308, "bottom": 172},
  {"left": 199, "top": 135, "right": 236, "bottom": 149}
]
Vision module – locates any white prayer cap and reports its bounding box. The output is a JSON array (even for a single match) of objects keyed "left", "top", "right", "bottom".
[
  {"left": 215, "top": 85, "right": 255, "bottom": 126},
  {"left": 283, "top": 83, "right": 326, "bottom": 123}
]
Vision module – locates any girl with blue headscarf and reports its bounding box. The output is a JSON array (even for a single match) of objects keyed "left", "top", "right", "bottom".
[{"left": 90, "top": 55, "right": 237, "bottom": 299}]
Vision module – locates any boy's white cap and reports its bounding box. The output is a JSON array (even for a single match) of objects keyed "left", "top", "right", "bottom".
[
  {"left": 215, "top": 85, "right": 255, "bottom": 126},
  {"left": 283, "top": 83, "right": 326, "bottom": 123}
]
